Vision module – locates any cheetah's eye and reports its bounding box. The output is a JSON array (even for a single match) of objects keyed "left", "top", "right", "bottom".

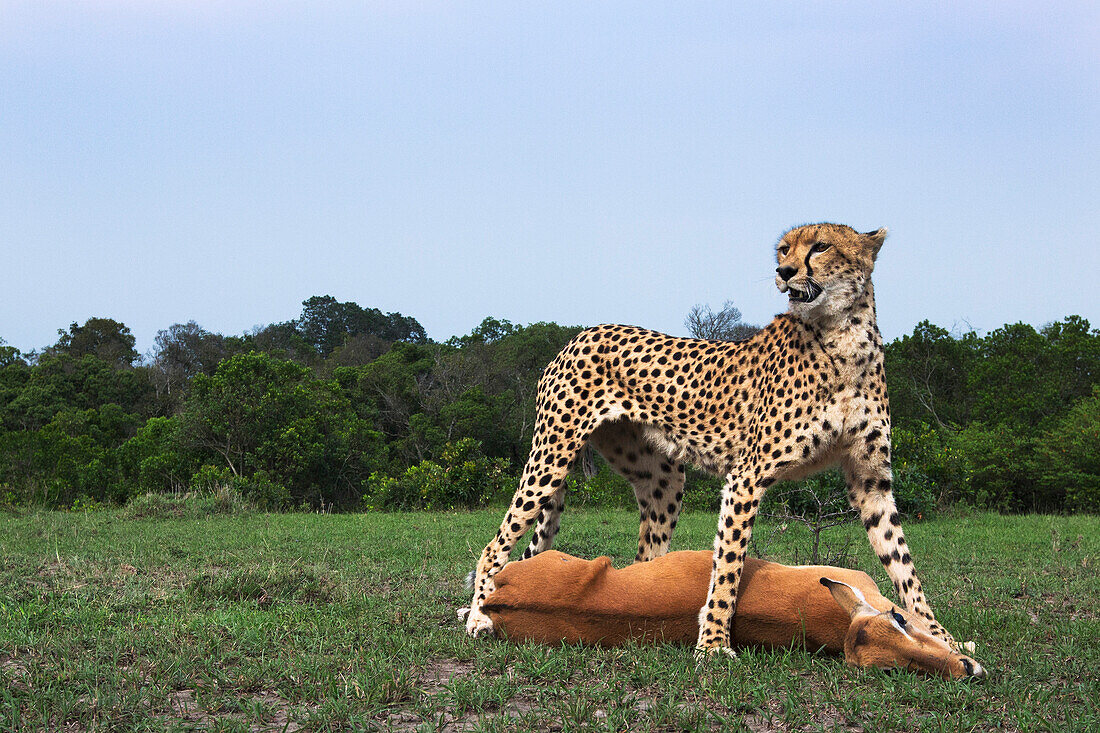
[
  {"left": 811, "top": 242, "right": 831, "bottom": 253},
  {"left": 778, "top": 245, "right": 790, "bottom": 256}
]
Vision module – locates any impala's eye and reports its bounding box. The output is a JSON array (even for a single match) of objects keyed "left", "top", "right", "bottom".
[
  {"left": 811, "top": 241, "right": 831, "bottom": 253},
  {"left": 891, "top": 610, "right": 907, "bottom": 627}
]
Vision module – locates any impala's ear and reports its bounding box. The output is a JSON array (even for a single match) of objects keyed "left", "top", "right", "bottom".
[
  {"left": 862, "top": 228, "right": 888, "bottom": 260},
  {"left": 820, "top": 577, "right": 877, "bottom": 619}
]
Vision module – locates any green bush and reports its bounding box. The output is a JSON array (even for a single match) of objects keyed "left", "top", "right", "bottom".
[
  {"left": 117, "top": 416, "right": 192, "bottom": 497},
  {"left": 363, "top": 438, "right": 512, "bottom": 510},
  {"left": 892, "top": 422, "right": 967, "bottom": 507},
  {"left": 681, "top": 468, "right": 722, "bottom": 512},
  {"left": 762, "top": 469, "right": 850, "bottom": 517},
  {"left": 187, "top": 465, "right": 289, "bottom": 511},
  {"left": 181, "top": 352, "right": 385, "bottom": 509},
  {"left": 890, "top": 467, "right": 938, "bottom": 518},
  {"left": 237, "top": 470, "right": 292, "bottom": 511},
  {"left": 566, "top": 464, "right": 634, "bottom": 508},
  {"left": 0, "top": 404, "right": 141, "bottom": 508},
  {"left": 1036, "top": 386, "right": 1100, "bottom": 513},
  {"left": 950, "top": 423, "right": 1049, "bottom": 511}
]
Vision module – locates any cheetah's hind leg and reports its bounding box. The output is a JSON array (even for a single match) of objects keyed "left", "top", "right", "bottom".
[
  {"left": 521, "top": 485, "right": 568, "bottom": 559},
  {"left": 589, "top": 420, "right": 686, "bottom": 562}
]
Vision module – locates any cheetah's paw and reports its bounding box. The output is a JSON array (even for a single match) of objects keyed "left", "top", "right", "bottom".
[
  {"left": 694, "top": 645, "right": 737, "bottom": 666},
  {"left": 464, "top": 608, "right": 494, "bottom": 637}
]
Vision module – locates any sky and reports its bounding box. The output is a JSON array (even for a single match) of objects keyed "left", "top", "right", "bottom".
[{"left": 2, "top": 1, "right": 1098, "bottom": 357}]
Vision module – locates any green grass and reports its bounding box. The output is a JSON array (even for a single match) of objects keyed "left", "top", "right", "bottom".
[{"left": 0, "top": 506, "right": 1097, "bottom": 731}]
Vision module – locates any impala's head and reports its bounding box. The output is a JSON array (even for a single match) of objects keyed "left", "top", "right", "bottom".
[
  {"left": 820, "top": 577, "right": 986, "bottom": 680},
  {"left": 775, "top": 223, "right": 887, "bottom": 322}
]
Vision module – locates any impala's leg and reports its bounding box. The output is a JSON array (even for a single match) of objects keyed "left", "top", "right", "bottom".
[
  {"left": 695, "top": 467, "right": 769, "bottom": 656},
  {"left": 590, "top": 421, "right": 686, "bottom": 562},
  {"left": 842, "top": 424, "right": 957, "bottom": 649},
  {"left": 465, "top": 420, "right": 589, "bottom": 636}
]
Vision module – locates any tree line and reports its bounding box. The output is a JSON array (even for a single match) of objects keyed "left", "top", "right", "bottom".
[{"left": 0, "top": 297, "right": 1096, "bottom": 514}]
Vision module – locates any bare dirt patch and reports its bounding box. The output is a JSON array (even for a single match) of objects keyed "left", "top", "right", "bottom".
[{"left": 158, "top": 688, "right": 308, "bottom": 732}]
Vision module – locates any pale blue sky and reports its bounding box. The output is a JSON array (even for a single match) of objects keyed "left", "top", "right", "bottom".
[{"left": 3, "top": 1, "right": 1098, "bottom": 356}]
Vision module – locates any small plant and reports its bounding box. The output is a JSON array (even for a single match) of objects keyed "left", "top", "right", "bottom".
[
  {"left": 757, "top": 470, "right": 858, "bottom": 567},
  {"left": 0, "top": 483, "right": 18, "bottom": 511},
  {"left": 70, "top": 495, "right": 106, "bottom": 512}
]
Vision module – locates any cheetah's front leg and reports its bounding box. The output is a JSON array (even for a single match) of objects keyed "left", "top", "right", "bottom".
[
  {"left": 842, "top": 431, "right": 957, "bottom": 649},
  {"left": 465, "top": 430, "right": 587, "bottom": 636},
  {"left": 695, "top": 470, "right": 763, "bottom": 657}
]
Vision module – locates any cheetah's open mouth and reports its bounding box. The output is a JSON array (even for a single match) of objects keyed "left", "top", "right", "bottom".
[{"left": 788, "top": 282, "right": 822, "bottom": 303}]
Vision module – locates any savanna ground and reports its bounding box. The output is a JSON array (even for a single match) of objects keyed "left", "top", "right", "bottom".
[{"left": 1, "top": 504, "right": 1097, "bottom": 732}]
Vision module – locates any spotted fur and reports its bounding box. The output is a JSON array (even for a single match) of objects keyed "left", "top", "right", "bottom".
[{"left": 464, "top": 223, "right": 957, "bottom": 655}]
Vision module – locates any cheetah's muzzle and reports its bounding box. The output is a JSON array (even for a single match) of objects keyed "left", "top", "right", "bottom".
[{"left": 788, "top": 281, "right": 822, "bottom": 303}]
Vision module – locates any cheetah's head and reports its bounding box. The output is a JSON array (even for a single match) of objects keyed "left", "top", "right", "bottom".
[{"left": 775, "top": 223, "right": 887, "bottom": 322}]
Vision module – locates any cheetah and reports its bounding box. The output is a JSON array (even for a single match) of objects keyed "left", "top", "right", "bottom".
[{"left": 464, "top": 223, "right": 958, "bottom": 656}]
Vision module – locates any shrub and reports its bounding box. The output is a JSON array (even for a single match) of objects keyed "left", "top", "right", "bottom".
[
  {"left": 892, "top": 423, "right": 967, "bottom": 509},
  {"left": 950, "top": 423, "right": 1048, "bottom": 511},
  {"left": 1036, "top": 387, "right": 1100, "bottom": 513},
  {"left": 681, "top": 468, "right": 722, "bottom": 512},
  {"left": 187, "top": 464, "right": 289, "bottom": 511},
  {"left": 566, "top": 464, "right": 634, "bottom": 508},
  {"left": 891, "top": 467, "right": 938, "bottom": 518},
  {"left": 181, "top": 352, "right": 385, "bottom": 509},
  {"left": 117, "top": 417, "right": 192, "bottom": 497},
  {"left": 236, "top": 470, "right": 292, "bottom": 511},
  {"left": 363, "top": 438, "right": 512, "bottom": 510}
]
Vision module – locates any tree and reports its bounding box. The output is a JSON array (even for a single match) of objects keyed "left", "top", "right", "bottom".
[
  {"left": 968, "top": 318, "right": 1099, "bottom": 433},
  {"left": 1040, "top": 316, "right": 1100, "bottom": 415},
  {"left": 335, "top": 342, "right": 436, "bottom": 465},
  {"left": 885, "top": 321, "right": 975, "bottom": 430},
  {"left": 1036, "top": 385, "right": 1100, "bottom": 512},
  {"left": 245, "top": 321, "right": 315, "bottom": 363},
  {"left": 49, "top": 318, "right": 139, "bottom": 368},
  {"left": 684, "top": 301, "right": 760, "bottom": 341},
  {"left": 0, "top": 353, "right": 155, "bottom": 431},
  {"left": 298, "top": 296, "right": 353, "bottom": 356},
  {"left": 326, "top": 333, "right": 391, "bottom": 369},
  {"left": 297, "top": 295, "right": 427, "bottom": 357},
  {"left": 149, "top": 322, "right": 229, "bottom": 404},
  {"left": 117, "top": 416, "right": 192, "bottom": 495},
  {"left": 180, "top": 351, "right": 384, "bottom": 507},
  {"left": 445, "top": 317, "right": 519, "bottom": 348},
  {"left": 0, "top": 338, "right": 24, "bottom": 368}
]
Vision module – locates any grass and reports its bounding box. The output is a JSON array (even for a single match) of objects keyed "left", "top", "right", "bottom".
[{"left": 0, "top": 504, "right": 1097, "bottom": 731}]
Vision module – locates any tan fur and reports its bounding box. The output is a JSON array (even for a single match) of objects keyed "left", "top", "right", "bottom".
[
  {"left": 465, "top": 223, "right": 957, "bottom": 656},
  {"left": 479, "top": 551, "right": 984, "bottom": 679}
]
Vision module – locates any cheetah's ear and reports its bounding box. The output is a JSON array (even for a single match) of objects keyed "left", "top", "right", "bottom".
[{"left": 862, "top": 228, "right": 888, "bottom": 261}]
